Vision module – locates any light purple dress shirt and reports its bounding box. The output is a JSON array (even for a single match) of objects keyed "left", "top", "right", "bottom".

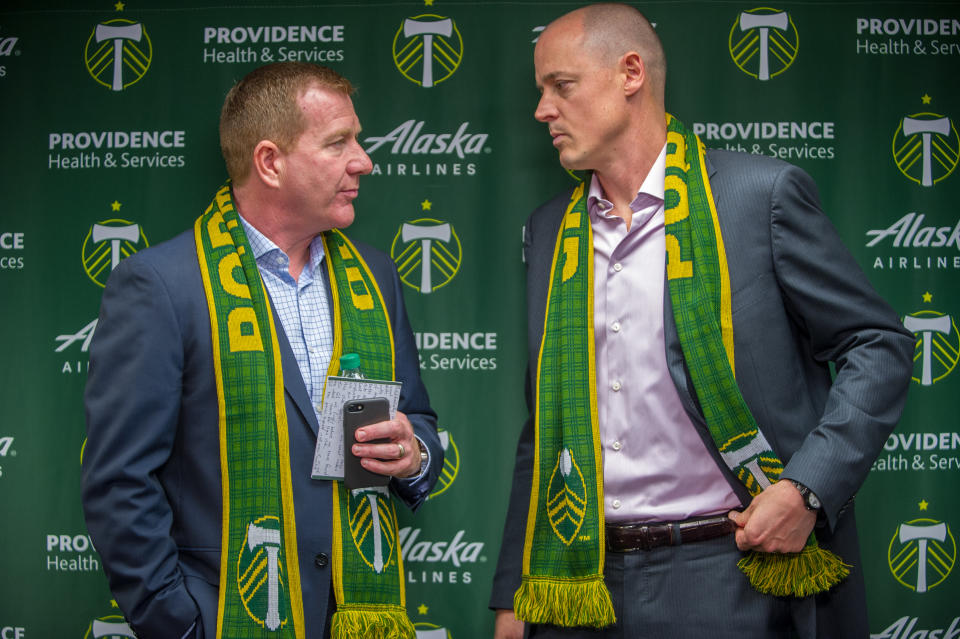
[{"left": 590, "top": 145, "right": 741, "bottom": 523}]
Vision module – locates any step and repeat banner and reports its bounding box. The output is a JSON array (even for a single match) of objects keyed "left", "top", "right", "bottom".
[{"left": 1, "top": 1, "right": 958, "bottom": 637}]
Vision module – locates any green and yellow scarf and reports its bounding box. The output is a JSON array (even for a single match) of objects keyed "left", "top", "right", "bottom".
[
  {"left": 195, "top": 183, "right": 414, "bottom": 639},
  {"left": 514, "top": 115, "right": 848, "bottom": 629}
]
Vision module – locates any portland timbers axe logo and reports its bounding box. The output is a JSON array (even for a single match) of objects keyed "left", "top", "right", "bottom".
[
  {"left": 428, "top": 428, "right": 460, "bottom": 500},
  {"left": 349, "top": 486, "right": 398, "bottom": 573},
  {"left": 728, "top": 7, "right": 798, "bottom": 81},
  {"left": 237, "top": 516, "right": 288, "bottom": 631},
  {"left": 392, "top": 14, "right": 463, "bottom": 88},
  {"left": 85, "top": 18, "right": 153, "bottom": 91},
  {"left": 719, "top": 430, "right": 783, "bottom": 496},
  {"left": 84, "top": 609, "right": 135, "bottom": 639},
  {"left": 888, "top": 516, "right": 956, "bottom": 593},
  {"left": 893, "top": 111, "right": 959, "bottom": 187},
  {"left": 904, "top": 293, "right": 959, "bottom": 387},
  {"left": 547, "top": 448, "right": 587, "bottom": 545}
]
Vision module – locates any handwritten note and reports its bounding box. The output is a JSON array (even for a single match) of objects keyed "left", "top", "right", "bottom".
[{"left": 311, "top": 376, "right": 402, "bottom": 480}]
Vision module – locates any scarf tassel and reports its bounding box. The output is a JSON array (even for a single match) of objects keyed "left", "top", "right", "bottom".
[
  {"left": 737, "top": 544, "right": 851, "bottom": 598},
  {"left": 514, "top": 576, "right": 616, "bottom": 628},
  {"left": 331, "top": 606, "right": 416, "bottom": 639}
]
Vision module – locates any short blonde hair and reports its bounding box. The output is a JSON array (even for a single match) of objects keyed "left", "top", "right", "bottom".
[{"left": 219, "top": 62, "right": 354, "bottom": 185}]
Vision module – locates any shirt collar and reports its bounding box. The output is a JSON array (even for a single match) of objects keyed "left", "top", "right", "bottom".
[
  {"left": 588, "top": 142, "right": 668, "bottom": 217},
  {"left": 238, "top": 215, "right": 327, "bottom": 279}
]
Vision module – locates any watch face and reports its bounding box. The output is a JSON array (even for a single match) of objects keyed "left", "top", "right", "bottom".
[{"left": 807, "top": 493, "right": 822, "bottom": 510}]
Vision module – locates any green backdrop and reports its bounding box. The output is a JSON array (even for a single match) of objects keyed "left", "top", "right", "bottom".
[{"left": 1, "top": 1, "right": 958, "bottom": 637}]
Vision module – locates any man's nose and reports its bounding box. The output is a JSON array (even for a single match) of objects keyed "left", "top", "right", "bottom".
[
  {"left": 350, "top": 143, "right": 373, "bottom": 175},
  {"left": 534, "top": 93, "right": 556, "bottom": 122}
]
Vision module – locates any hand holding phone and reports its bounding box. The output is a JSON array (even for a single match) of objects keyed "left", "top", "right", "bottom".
[{"left": 342, "top": 397, "right": 391, "bottom": 489}]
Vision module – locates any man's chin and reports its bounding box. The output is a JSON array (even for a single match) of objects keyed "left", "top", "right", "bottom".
[{"left": 326, "top": 205, "right": 355, "bottom": 230}]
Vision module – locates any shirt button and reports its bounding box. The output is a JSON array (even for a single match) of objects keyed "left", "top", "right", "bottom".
[
  {"left": 612, "top": 441, "right": 622, "bottom": 451},
  {"left": 611, "top": 321, "right": 621, "bottom": 333},
  {"left": 612, "top": 499, "right": 621, "bottom": 509},
  {"left": 613, "top": 262, "right": 623, "bottom": 272},
  {"left": 611, "top": 380, "right": 622, "bottom": 392},
  {"left": 314, "top": 553, "right": 329, "bottom": 568}
]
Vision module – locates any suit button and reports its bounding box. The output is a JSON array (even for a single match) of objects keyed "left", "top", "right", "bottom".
[{"left": 315, "top": 553, "right": 329, "bottom": 568}]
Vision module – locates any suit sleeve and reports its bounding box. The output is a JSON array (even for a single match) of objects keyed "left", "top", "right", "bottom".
[
  {"left": 489, "top": 212, "right": 539, "bottom": 610},
  {"left": 81, "top": 257, "right": 200, "bottom": 639},
  {"left": 380, "top": 258, "right": 443, "bottom": 511},
  {"left": 767, "top": 164, "right": 915, "bottom": 528}
]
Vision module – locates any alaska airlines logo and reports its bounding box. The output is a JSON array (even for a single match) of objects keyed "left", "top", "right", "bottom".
[
  {"left": 0, "top": 25, "right": 20, "bottom": 62},
  {"left": 348, "top": 486, "right": 397, "bottom": 574},
  {"left": 729, "top": 8, "right": 799, "bottom": 81},
  {"left": 85, "top": 18, "right": 152, "bottom": 91},
  {"left": 238, "top": 516, "right": 287, "bottom": 631},
  {"left": 363, "top": 120, "right": 488, "bottom": 159},
  {"left": 429, "top": 428, "right": 460, "bottom": 500},
  {"left": 82, "top": 204, "right": 148, "bottom": 287},
  {"left": 904, "top": 292, "right": 958, "bottom": 387},
  {"left": 547, "top": 448, "right": 587, "bottom": 545},
  {"left": 892, "top": 108, "right": 959, "bottom": 187},
  {"left": 393, "top": 14, "right": 463, "bottom": 88},
  {"left": 391, "top": 202, "right": 462, "bottom": 294},
  {"left": 888, "top": 505, "right": 955, "bottom": 593}
]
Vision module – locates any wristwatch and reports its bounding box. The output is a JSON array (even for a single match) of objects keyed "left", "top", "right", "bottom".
[
  {"left": 416, "top": 439, "right": 429, "bottom": 471},
  {"left": 791, "top": 480, "right": 822, "bottom": 511}
]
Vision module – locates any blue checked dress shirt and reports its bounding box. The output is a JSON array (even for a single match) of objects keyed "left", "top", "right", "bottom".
[{"left": 238, "top": 217, "right": 428, "bottom": 480}]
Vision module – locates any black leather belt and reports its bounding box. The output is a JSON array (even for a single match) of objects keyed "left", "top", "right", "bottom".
[{"left": 606, "top": 515, "right": 736, "bottom": 552}]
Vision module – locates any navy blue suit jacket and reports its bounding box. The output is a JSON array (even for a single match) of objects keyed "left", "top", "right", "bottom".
[{"left": 82, "top": 228, "right": 441, "bottom": 639}]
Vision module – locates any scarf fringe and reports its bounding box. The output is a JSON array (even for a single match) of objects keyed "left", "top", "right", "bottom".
[
  {"left": 514, "top": 576, "right": 616, "bottom": 628},
  {"left": 738, "top": 544, "right": 851, "bottom": 597},
  {"left": 331, "top": 607, "right": 415, "bottom": 639}
]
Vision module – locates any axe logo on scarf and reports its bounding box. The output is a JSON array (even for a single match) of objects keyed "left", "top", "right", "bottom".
[
  {"left": 392, "top": 13, "right": 463, "bottom": 88},
  {"left": 391, "top": 203, "right": 462, "bottom": 294},
  {"left": 728, "top": 8, "right": 798, "bottom": 81},
  {"left": 84, "top": 11, "right": 153, "bottom": 92},
  {"left": 718, "top": 431, "right": 783, "bottom": 496},
  {"left": 547, "top": 448, "right": 588, "bottom": 545},
  {"left": 903, "top": 292, "right": 958, "bottom": 387},
  {"left": 892, "top": 103, "right": 958, "bottom": 188},
  {"left": 348, "top": 486, "right": 398, "bottom": 573},
  {"left": 887, "top": 503, "right": 956, "bottom": 594},
  {"left": 82, "top": 209, "right": 149, "bottom": 288},
  {"left": 237, "top": 516, "right": 287, "bottom": 631}
]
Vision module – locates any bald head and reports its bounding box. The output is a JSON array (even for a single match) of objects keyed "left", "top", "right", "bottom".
[{"left": 545, "top": 3, "right": 665, "bottom": 104}]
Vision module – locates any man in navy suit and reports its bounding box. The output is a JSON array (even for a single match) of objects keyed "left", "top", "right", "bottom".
[
  {"left": 82, "top": 62, "right": 442, "bottom": 639},
  {"left": 491, "top": 4, "right": 913, "bottom": 638}
]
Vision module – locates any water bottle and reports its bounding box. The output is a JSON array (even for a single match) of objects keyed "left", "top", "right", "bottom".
[{"left": 339, "top": 353, "right": 364, "bottom": 379}]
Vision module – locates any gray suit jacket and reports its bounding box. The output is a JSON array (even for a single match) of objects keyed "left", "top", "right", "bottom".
[
  {"left": 491, "top": 150, "right": 914, "bottom": 636},
  {"left": 82, "top": 228, "right": 442, "bottom": 639}
]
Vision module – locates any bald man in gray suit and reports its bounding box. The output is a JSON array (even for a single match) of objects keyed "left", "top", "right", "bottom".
[{"left": 490, "top": 4, "right": 914, "bottom": 639}]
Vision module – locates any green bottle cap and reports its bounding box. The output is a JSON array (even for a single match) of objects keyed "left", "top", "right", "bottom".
[{"left": 339, "top": 353, "right": 361, "bottom": 370}]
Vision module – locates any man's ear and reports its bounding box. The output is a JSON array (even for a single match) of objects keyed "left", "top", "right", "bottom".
[
  {"left": 621, "top": 51, "right": 645, "bottom": 97},
  {"left": 251, "top": 140, "right": 283, "bottom": 189}
]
